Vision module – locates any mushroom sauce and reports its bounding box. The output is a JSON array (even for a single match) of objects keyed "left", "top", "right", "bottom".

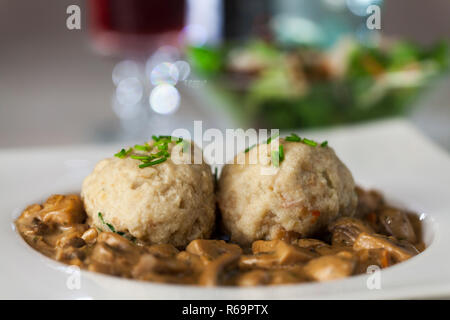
[{"left": 15, "top": 187, "right": 424, "bottom": 286}]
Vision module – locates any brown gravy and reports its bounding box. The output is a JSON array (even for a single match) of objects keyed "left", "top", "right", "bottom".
[{"left": 15, "top": 187, "right": 424, "bottom": 286}]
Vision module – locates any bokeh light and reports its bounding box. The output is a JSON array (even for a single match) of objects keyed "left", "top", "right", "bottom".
[
  {"left": 271, "top": 15, "right": 324, "bottom": 46},
  {"left": 112, "top": 94, "right": 143, "bottom": 120},
  {"left": 321, "top": 0, "right": 347, "bottom": 11},
  {"left": 152, "top": 45, "right": 180, "bottom": 63},
  {"left": 346, "top": 0, "right": 382, "bottom": 16},
  {"left": 150, "top": 62, "right": 180, "bottom": 86},
  {"left": 112, "top": 60, "right": 142, "bottom": 86},
  {"left": 115, "top": 77, "right": 143, "bottom": 106},
  {"left": 145, "top": 46, "right": 180, "bottom": 80},
  {"left": 111, "top": 47, "right": 190, "bottom": 121},
  {"left": 182, "top": 24, "right": 208, "bottom": 47},
  {"left": 149, "top": 84, "right": 180, "bottom": 115}
]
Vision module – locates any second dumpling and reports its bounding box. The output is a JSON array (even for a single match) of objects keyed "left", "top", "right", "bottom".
[{"left": 218, "top": 137, "right": 357, "bottom": 245}]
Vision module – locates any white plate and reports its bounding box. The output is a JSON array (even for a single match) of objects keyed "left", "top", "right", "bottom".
[{"left": 1, "top": 119, "right": 450, "bottom": 299}]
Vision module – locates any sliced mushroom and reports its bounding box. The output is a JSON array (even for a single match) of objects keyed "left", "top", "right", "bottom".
[
  {"left": 88, "top": 232, "right": 141, "bottom": 277},
  {"left": 353, "top": 232, "right": 418, "bottom": 262},
  {"left": 55, "top": 245, "right": 87, "bottom": 264},
  {"left": 146, "top": 244, "right": 179, "bottom": 258},
  {"left": 186, "top": 239, "right": 242, "bottom": 263},
  {"left": 378, "top": 208, "right": 416, "bottom": 243},
  {"left": 240, "top": 240, "right": 316, "bottom": 269},
  {"left": 132, "top": 254, "right": 189, "bottom": 279},
  {"left": 97, "top": 232, "right": 136, "bottom": 253},
  {"left": 14, "top": 188, "right": 426, "bottom": 287},
  {"left": 89, "top": 243, "right": 115, "bottom": 264},
  {"left": 252, "top": 240, "right": 280, "bottom": 254},
  {"left": 235, "top": 270, "right": 272, "bottom": 286},
  {"left": 355, "top": 186, "right": 384, "bottom": 217},
  {"left": 199, "top": 253, "right": 240, "bottom": 286},
  {"left": 55, "top": 225, "right": 88, "bottom": 247},
  {"left": 304, "top": 251, "right": 356, "bottom": 282},
  {"left": 269, "top": 266, "right": 308, "bottom": 285},
  {"left": 407, "top": 213, "right": 423, "bottom": 247},
  {"left": 132, "top": 271, "right": 196, "bottom": 284},
  {"left": 40, "top": 194, "right": 86, "bottom": 226},
  {"left": 30, "top": 217, "right": 51, "bottom": 235},
  {"left": 177, "top": 251, "right": 204, "bottom": 272},
  {"left": 54, "top": 228, "right": 88, "bottom": 264},
  {"left": 295, "top": 238, "right": 335, "bottom": 255},
  {"left": 274, "top": 241, "right": 317, "bottom": 264},
  {"left": 272, "top": 229, "right": 302, "bottom": 243},
  {"left": 329, "top": 217, "right": 374, "bottom": 247},
  {"left": 355, "top": 248, "right": 392, "bottom": 273},
  {"left": 19, "top": 203, "right": 43, "bottom": 221},
  {"left": 66, "top": 237, "right": 86, "bottom": 248},
  {"left": 81, "top": 228, "right": 98, "bottom": 245}
]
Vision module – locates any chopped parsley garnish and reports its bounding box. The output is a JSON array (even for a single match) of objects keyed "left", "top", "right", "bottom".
[
  {"left": 285, "top": 133, "right": 328, "bottom": 148},
  {"left": 285, "top": 133, "right": 302, "bottom": 142},
  {"left": 302, "top": 138, "right": 317, "bottom": 147},
  {"left": 271, "top": 150, "right": 280, "bottom": 167},
  {"left": 114, "top": 135, "right": 185, "bottom": 168},
  {"left": 98, "top": 212, "right": 116, "bottom": 233},
  {"left": 271, "top": 145, "right": 284, "bottom": 168},
  {"left": 178, "top": 140, "right": 190, "bottom": 153},
  {"left": 157, "top": 144, "right": 168, "bottom": 151},
  {"left": 266, "top": 132, "right": 279, "bottom": 144},
  {"left": 134, "top": 144, "right": 150, "bottom": 151},
  {"left": 98, "top": 212, "right": 125, "bottom": 236},
  {"left": 244, "top": 133, "right": 279, "bottom": 152},
  {"left": 265, "top": 134, "right": 328, "bottom": 167},
  {"left": 244, "top": 144, "right": 256, "bottom": 153},
  {"left": 138, "top": 158, "right": 167, "bottom": 168},
  {"left": 279, "top": 145, "right": 284, "bottom": 161},
  {"left": 156, "top": 150, "right": 171, "bottom": 158},
  {"left": 114, "top": 148, "right": 132, "bottom": 158},
  {"left": 130, "top": 155, "right": 152, "bottom": 160}
]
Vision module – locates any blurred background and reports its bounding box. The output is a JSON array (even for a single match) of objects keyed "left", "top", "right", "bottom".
[{"left": 0, "top": 0, "right": 449, "bottom": 149}]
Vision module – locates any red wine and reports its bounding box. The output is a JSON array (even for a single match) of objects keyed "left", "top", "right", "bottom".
[{"left": 88, "top": 0, "right": 186, "bottom": 56}]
